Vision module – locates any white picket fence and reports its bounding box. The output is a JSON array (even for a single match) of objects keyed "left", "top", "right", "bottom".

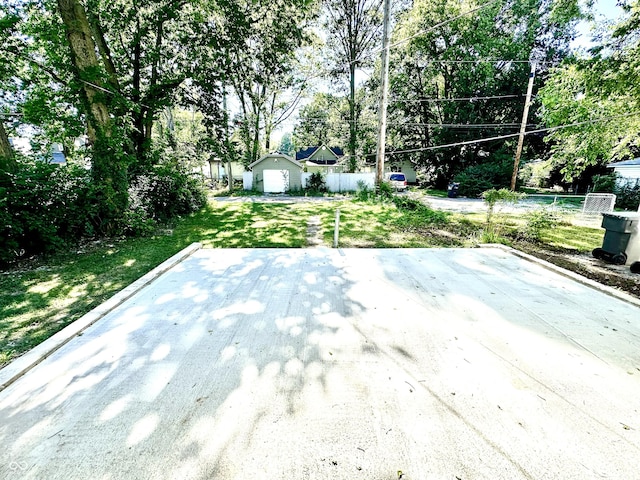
[{"left": 302, "top": 172, "right": 374, "bottom": 192}]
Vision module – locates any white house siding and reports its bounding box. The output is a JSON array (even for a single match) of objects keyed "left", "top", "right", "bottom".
[{"left": 614, "top": 166, "right": 640, "bottom": 186}]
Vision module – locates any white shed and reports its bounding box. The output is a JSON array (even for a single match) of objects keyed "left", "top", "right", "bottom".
[
  {"left": 608, "top": 158, "right": 640, "bottom": 187},
  {"left": 248, "top": 153, "right": 303, "bottom": 193}
]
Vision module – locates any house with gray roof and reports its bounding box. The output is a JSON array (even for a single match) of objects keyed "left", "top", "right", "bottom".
[{"left": 295, "top": 146, "right": 345, "bottom": 173}]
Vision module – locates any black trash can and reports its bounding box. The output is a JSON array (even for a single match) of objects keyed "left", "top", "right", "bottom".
[
  {"left": 447, "top": 182, "right": 459, "bottom": 198},
  {"left": 592, "top": 213, "right": 640, "bottom": 265}
]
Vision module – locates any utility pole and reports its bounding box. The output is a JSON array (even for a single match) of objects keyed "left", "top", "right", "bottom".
[
  {"left": 510, "top": 61, "right": 536, "bottom": 191},
  {"left": 375, "top": 0, "right": 392, "bottom": 187}
]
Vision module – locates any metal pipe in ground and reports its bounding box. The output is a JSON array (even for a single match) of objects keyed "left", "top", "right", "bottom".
[{"left": 334, "top": 209, "right": 340, "bottom": 248}]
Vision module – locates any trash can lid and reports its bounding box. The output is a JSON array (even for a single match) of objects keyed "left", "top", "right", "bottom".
[{"left": 601, "top": 212, "right": 640, "bottom": 220}]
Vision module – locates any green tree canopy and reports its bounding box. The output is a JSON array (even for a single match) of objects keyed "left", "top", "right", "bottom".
[
  {"left": 382, "top": 0, "right": 583, "bottom": 188},
  {"left": 539, "top": 0, "right": 640, "bottom": 183}
]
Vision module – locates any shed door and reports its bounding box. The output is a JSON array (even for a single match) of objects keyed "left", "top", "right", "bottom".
[{"left": 263, "top": 170, "right": 289, "bottom": 193}]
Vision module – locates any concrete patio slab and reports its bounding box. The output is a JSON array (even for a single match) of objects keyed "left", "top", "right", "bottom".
[{"left": 1, "top": 247, "right": 639, "bottom": 480}]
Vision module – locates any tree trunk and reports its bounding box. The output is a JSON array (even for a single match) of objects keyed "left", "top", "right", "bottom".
[
  {"left": 223, "top": 88, "right": 233, "bottom": 193},
  {"left": 57, "top": 0, "right": 111, "bottom": 141},
  {"left": 348, "top": 63, "right": 357, "bottom": 172},
  {"left": 87, "top": 10, "right": 120, "bottom": 92},
  {"left": 0, "top": 120, "right": 16, "bottom": 174},
  {"left": 264, "top": 92, "right": 276, "bottom": 152},
  {"left": 131, "top": 24, "right": 147, "bottom": 172},
  {"left": 57, "top": 0, "right": 127, "bottom": 233},
  {"left": 251, "top": 110, "right": 261, "bottom": 164},
  {"left": 226, "top": 159, "right": 233, "bottom": 192}
]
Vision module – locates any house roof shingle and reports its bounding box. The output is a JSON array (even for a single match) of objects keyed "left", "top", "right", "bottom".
[{"left": 295, "top": 146, "right": 344, "bottom": 161}]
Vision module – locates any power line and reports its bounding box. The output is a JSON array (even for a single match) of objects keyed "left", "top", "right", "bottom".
[
  {"left": 349, "top": 110, "right": 640, "bottom": 158},
  {"left": 411, "top": 59, "right": 550, "bottom": 64},
  {"left": 393, "top": 123, "right": 534, "bottom": 128},
  {"left": 311, "top": 0, "right": 539, "bottom": 85},
  {"left": 389, "top": 94, "right": 524, "bottom": 103}
]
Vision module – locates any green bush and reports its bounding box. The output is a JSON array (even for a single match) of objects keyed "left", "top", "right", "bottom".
[
  {"left": 392, "top": 196, "right": 448, "bottom": 227},
  {"left": 354, "top": 180, "right": 394, "bottom": 202},
  {"left": 481, "top": 188, "right": 523, "bottom": 242},
  {"left": 615, "top": 179, "right": 640, "bottom": 211},
  {"left": 378, "top": 181, "right": 394, "bottom": 199},
  {"left": 129, "top": 163, "right": 207, "bottom": 223},
  {"left": 1, "top": 158, "right": 207, "bottom": 265},
  {"left": 454, "top": 161, "right": 515, "bottom": 198},
  {"left": 592, "top": 173, "right": 617, "bottom": 193},
  {"left": 355, "top": 180, "right": 374, "bottom": 201},
  {"left": 0, "top": 162, "right": 94, "bottom": 265},
  {"left": 521, "top": 208, "right": 559, "bottom": 241},
  {"left": 305, "top": 172, "right": 327, "bottom": 193}
]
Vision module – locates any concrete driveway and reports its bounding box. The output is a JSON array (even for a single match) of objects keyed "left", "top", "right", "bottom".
[{"left": 1, "top": 247, "right": 639, "bottom": 479}]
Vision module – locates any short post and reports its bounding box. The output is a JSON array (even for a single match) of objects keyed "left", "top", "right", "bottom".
[{"left": 333, "top": 209, "right": 340, "bottom": 248}]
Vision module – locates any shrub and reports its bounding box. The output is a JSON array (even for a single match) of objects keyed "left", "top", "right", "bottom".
[
  {"left": 520, "top": 208, "right": 559, "bottom": 241},
  {"left": 378, "top": 181, "right": 394, "bottom": 200},
  {"left": 592, "top": 173, "right": 617, "bottom": 193},
  {"left": 129, "top": 163, "right": 207, "bottom": 223},
  {"left": 305, "top": 172, "right": 327, "bottom": 193},
  {"left": 481, "top": 188, "right": 523, "bottom": 242},
  {"left": 392, "top": 196, "right": 448, "bottom": 227},
  {"left": 354, "top": 180, "right": 394, "bottom": 202},
  {"left": 482, "top": 188, "right": 523, "bottom": 224},
  {"left": 1, "top": 157, "right": 207, "bottom": 265},
  {"left": 0, "top": 162, "right": 94, "bottom": 265},
  {"left": 454, "top": 161, "right": 515, "bottom": 198},
  {"left": 614, "top": 179, "right": 640, "bottom": 211},
  {"left": 355, "top": 180, "right": 374, "bottom": 201}
]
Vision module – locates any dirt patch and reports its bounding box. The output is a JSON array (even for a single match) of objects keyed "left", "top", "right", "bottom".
[
  {"left": 513, "top": 241, "right": 640, "bottom": 299},
  {"left": 306, "top": 216, "right": 323, "bottom": 247}
]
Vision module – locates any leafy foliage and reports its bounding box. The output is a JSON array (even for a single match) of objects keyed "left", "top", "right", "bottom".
[
  {"left": 591, "top": 173, "right": 617, "bottom": 193},
  {"left": 454, "top": 159, "right": 515, "bottom": 197},
  {"left": 324, "top": 0, "right": 383, "bottom": 170},
  {"left": 1, "top": 154, "right": 205, "bottom": 266},
  {"left": 384, "top": 0, "right": 582, "bottom": 188},
  {"left": 539, "top": 1, "right": 640, "bottom": 183},
  {"left": 481, "top": 188, "right": 523, "bottom": 240},
  {"left": 520, "top": 208, "right": 560, "bottom": 241},
  {"left": 538, "top": 62, "right": 637, "bottom": 183},
  {"left": 294, "top": 93, "right": 348, "bottom": 148},
  {"left": 0, "top": 162, "right": 94, "bottom": 264},
  {"left": 305, "top": 171, "right": 327, "bottom": 192},
  {"left": 614, "top": 179, "right": 640, "bottom": 211},
  {"left": 391, "top": 195, "right": 448, "bottom": 227}
]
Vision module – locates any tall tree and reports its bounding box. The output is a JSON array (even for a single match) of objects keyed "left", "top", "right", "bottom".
[
  {"left": 82, "top": 0, "right": 193, "bottom": 171},
  {"left": 0, "top": 5, "right": 23, "bottom": 173},
  {"left": 57, "top": 0, "right": 128, "bottom": 231},
  {"left": 189, "top": 0, "right": 316, "bottom": 175},
  {"left": 384, "top": 0, "right": 583, "bottom": 187},
  {"left": 540, "top": 0, "right": 640, "bottom": 183},
  {"left": 324, "top": 0, "right": 383, "bottom": 171}
]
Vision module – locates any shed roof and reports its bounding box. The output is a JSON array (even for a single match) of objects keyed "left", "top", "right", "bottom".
[
  {"left": 248, "top": 153, "right": 302, "bottom": 169},
  {"left": 607, "top": 158, "right": 640, "bottom": 168},
  {"left": 295, "top": 146, "right": 344, "bottom": 161}
]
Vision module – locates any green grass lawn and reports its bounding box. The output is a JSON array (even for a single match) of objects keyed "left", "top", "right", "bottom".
[{"left": 0, "top": 196, "right": 604, "bottom": 367}]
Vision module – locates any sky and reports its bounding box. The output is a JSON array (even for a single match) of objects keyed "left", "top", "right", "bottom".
[{"left": 572, "top": 0, "right": 626, "bottom": 49}]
